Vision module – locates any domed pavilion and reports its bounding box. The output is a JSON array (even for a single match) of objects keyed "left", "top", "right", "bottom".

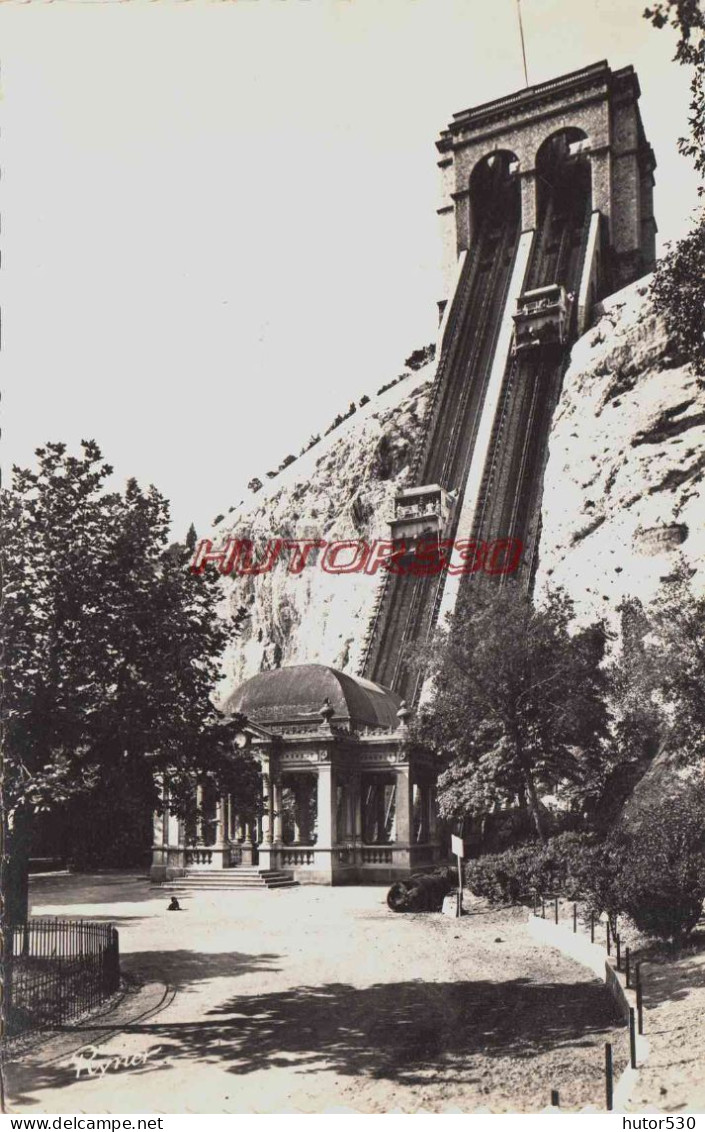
[{"left": 151, "top": 664, "right": 440, "bottom": 885}]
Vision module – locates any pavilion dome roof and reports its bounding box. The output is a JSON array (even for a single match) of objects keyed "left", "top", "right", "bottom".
[{"left": 223, "top": 664, "right": 402, "bottom": 730}]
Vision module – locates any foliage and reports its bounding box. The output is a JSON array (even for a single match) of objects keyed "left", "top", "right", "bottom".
[
  {"left": 410, "top": 586, "right": 614, "bottom": 840},
  {"left": 644, "top": 0, "right": 705, "bottom": 188},
  {"left": 614, "top": 781, "right": 705, "bottom": 941},
  {"left": 651, "top": 567, "right": 705, "bottom": 755},
  {"left": 463, "top": 833, "right": 599, "bottom": 906},
  {"left": 650, "top": 215, "right": 705, "bottom": 377},
  {"left": 1, "top": 441, "right": 261, "bottom": 912},
  {"left": 404, "top": 343, "right": 436, "bottom": 371},
  {"left": 591, "top": 597, "right": 667, "bottom": 828}
]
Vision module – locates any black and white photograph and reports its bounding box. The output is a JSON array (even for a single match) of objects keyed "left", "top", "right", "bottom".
[{"left": 2, "top": 0, "right": 705, "bottom": 1118}]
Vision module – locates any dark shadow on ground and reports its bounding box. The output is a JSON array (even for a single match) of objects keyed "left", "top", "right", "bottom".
[
  {"left": 137, "top": 977, "right": 623, "bottom": 1083},
  {"left": 29, "top": 874, "right": 163, "bottom": 912},
  {"left": 120, "top": 949, "right": 281, "bottom": 986},
  {"left": 5, "top": 950, "right": 282, "bottom": 1108}
]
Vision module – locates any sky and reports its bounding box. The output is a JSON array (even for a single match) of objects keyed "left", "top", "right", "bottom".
[{"left": 1, "top": 0, "right": 701, "bottom": 539}]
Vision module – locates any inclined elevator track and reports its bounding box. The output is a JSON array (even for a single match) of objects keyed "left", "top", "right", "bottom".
[{"left": 361, "top": 172, "right": 593, "bottom": 704}]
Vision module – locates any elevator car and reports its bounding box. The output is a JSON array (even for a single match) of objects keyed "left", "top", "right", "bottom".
[
  {"left": 389, "top": 485, "right": 454, "bottom": 543},
  {"left": 512, "top": 284, "right": 573, "bottom": 354}
]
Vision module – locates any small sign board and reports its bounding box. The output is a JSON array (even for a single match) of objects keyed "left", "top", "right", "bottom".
[
  {"left": 451, "top": 835, "right": 465, "bottom": 859},
  {"left": 442, "top": 894, "right": 459, "bottom": 918}
]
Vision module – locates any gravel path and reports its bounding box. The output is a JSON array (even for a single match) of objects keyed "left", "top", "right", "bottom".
[{"left": 6, "top": 876, "right": 628, "bottom": 1113}]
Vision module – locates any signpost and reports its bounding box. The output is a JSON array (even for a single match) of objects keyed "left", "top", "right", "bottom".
[{"left": 451, "top": 834, "right": 464, "bottom": 917}]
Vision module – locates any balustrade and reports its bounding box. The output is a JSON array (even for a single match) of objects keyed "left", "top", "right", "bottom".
[
  {"left": 362, "top": 846, "right": 393, "bottom": 865},
  {"left": 280, "top": 848, "right": 315, "bottom": 867}
]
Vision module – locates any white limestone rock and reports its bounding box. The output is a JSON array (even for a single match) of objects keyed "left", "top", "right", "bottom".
[
  {"left": 535, "top": 275, "right": 705, "bottom": 635},
  {"left": 213, "top": 364, "right": 433, "bottom": 700}
]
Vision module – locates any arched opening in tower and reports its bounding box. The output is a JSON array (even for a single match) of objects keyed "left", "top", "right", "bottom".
[
  {"left": 469, "top": 150, "right": 521, "bottom": 241},
  {"left": 532, "top": 128, "right": 592, "bottom": 290}
]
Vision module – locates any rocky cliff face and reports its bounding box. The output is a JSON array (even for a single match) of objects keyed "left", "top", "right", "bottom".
[
  {"left": 213, "top": 274, "right": 704, "bottom": 704},
  {"left": 213, "top": 363, "right": 433, "bottom": 700},
  {"left": 535, "top": 276, "right": 705, "bottom": 634}
]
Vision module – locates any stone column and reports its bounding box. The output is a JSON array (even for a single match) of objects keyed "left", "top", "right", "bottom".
[
  {"left": 392, "top": 766, "right": 413, "bottom": 875},
  {"left": 428, "top": 782, "right": 440, "bottom": 863},
  {"left": 241, "top": 819, "right": 255, "bottom": 867},
  {"left": 452, "top": 188, "right": 472, "bottom": 254},
  {"left": 292, "top": 778, "right": 302, "bottom": 844},
  {"left": 312, "top": 762, "right": 336, "bottom": 883},
  {"left": 590, "top": 149, "right": 611, "bottom": 233},
  {"left": 258, "top": 759, "right": 275, "bottom": 871},
  {"left": 272, "top": 777, "right": 284, "bottom": 845},
  {"left": 150, "top": 776, "right": 167, "bottom": 881},
  {"left": 353, "top": 775, "right": 363, "bottom": 842},
  {"left": 195, "top": 783, "right": 204, "bottom": 844},
  {"left": 520, "top": 169, "right": 538, "bottom": 231}
]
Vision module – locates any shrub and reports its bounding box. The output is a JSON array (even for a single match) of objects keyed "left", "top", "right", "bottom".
[
  {"left": 650, "top": 214, "right": 705, "bottom": 379},
  {"left": 465, "top": 843, "right": 543, "bottom": 905},
  {"left": 464, "top": 833, "right": 599, "bottom": 906},
  {"left": 612, "top": 783, "right": 705, "bottom": 943}
]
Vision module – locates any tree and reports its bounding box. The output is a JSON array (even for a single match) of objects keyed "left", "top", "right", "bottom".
[
  {"left": 409, "top": 586, "right": 613, "bottom": 841},
  {"left": 650, "top": 218, "right": 705, "bottom": 377},
  {"left": 645, "top": 2, "right": 705, "bottom": 377},
  {"left": 1, "top": 441, "right": 260, "bottom": 923},
  {"left": 639, "top": 563, "right": 705, "bottom": 760},
  {"left": 644, "top": 1, "right": 705, "bottom": 188}
]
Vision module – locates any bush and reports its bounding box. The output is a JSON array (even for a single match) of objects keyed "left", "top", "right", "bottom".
[
  {"left": 612, "top": 784, "right": 705, "bottom": 943},
  {"left": 651, "top": 214, "right": 705, "bottom": 379},
  {"left": 464, "top": 833, "right": 599, "bottom": 906}
]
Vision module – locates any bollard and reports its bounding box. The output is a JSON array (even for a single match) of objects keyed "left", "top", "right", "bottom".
[
  {"left": 606, "top": 919, "right": 611, "bottom": 956},
  {"left": 550, "top": 1089, "right": 560, "bottom": 1108},
  {"left": 605, "top": 1042, "right": 614, "bottom": 1111},
  {"left": 590, "top": 912, "right": 595, "bottom": 943},
  {"left": 573, "top": 903, "right": 577, "bottom": 933},
  {"left": 616, "top": 934, "right": 621, "bottom": 971},
  {"left": 625, "top": 946, "right": 630, "bottom": 989},
  {"left": 629, "top": 1007, "right": 637, "bottom": 1069},
  {"left": 554, "top": 896, "right": 559, "bottom": 925},
  {"left": 636, "top": 962, "right": 644, "bottom": 1035}
]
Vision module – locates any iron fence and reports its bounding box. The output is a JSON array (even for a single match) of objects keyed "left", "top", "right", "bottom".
[{"left": 5, "top": 919, "right": 120, "bottom": 1037}]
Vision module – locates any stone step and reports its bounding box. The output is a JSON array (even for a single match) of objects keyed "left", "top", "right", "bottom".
[
  {"left": 160, "top": 867, "right": 298, "bottom": 892},
  {"left": 165, "top": 878, "right": 298, "bottom": 887}
]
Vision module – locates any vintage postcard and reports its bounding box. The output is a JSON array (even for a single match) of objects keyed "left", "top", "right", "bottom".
[{"left": 2, "top": 0, "right": 705, "bottom": 1120}]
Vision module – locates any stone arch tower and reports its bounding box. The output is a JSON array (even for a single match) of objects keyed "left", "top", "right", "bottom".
[{"left": 436, "top": 60, "right": 656, "bottom": 298}]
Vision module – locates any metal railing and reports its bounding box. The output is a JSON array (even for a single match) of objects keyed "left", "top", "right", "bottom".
[{"left": 5, "top": 919, "right": 120, "bottom": 1037}]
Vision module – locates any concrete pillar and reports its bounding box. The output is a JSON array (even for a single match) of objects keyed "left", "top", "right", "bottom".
[
  {"left": 196, "top": 783, "right": 204, "bottom": 843},
  {"left": 241, "top": 819, "right": 254, "bottom": 866},
  {"left": 315, "top": 765, "right": 334, "bottom": 849},
  {"left": 392, "top": 767, "right": 413, "bottom": 875},
  {"left": 353, "top": 775, "right": 363, "bottom": 842},
  {"left": 215, "top": 798, "right": 226, "bottom": 846},
  {"left": 453, "top": 189, "right": 472, "bottom": 254},
  {"left": 261, "top": 768, "right": 273, "bottom": 845},
  {"left": 292, "top": 778, "right": 302, "bottom": 844},
  {"left": 520, "top": 169, "right": 538, "bottom": 231},
  {"left": 590, "top": 149, "right": 611, "bottom": 235},
  {"left": 310, "top": 763, "right": 337, "bottom": 882},
  {"left": 273, "top": 777, "right": 284, "bottom": 844},
  {"left": 258, "top": 763, "right": 275, "bottom": 871},
  {"left": 428, "top": 783, "right": 438, "bottom": 841},
  {"left": 395, "top": 769, "right": 412, "bottom": 845}
]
